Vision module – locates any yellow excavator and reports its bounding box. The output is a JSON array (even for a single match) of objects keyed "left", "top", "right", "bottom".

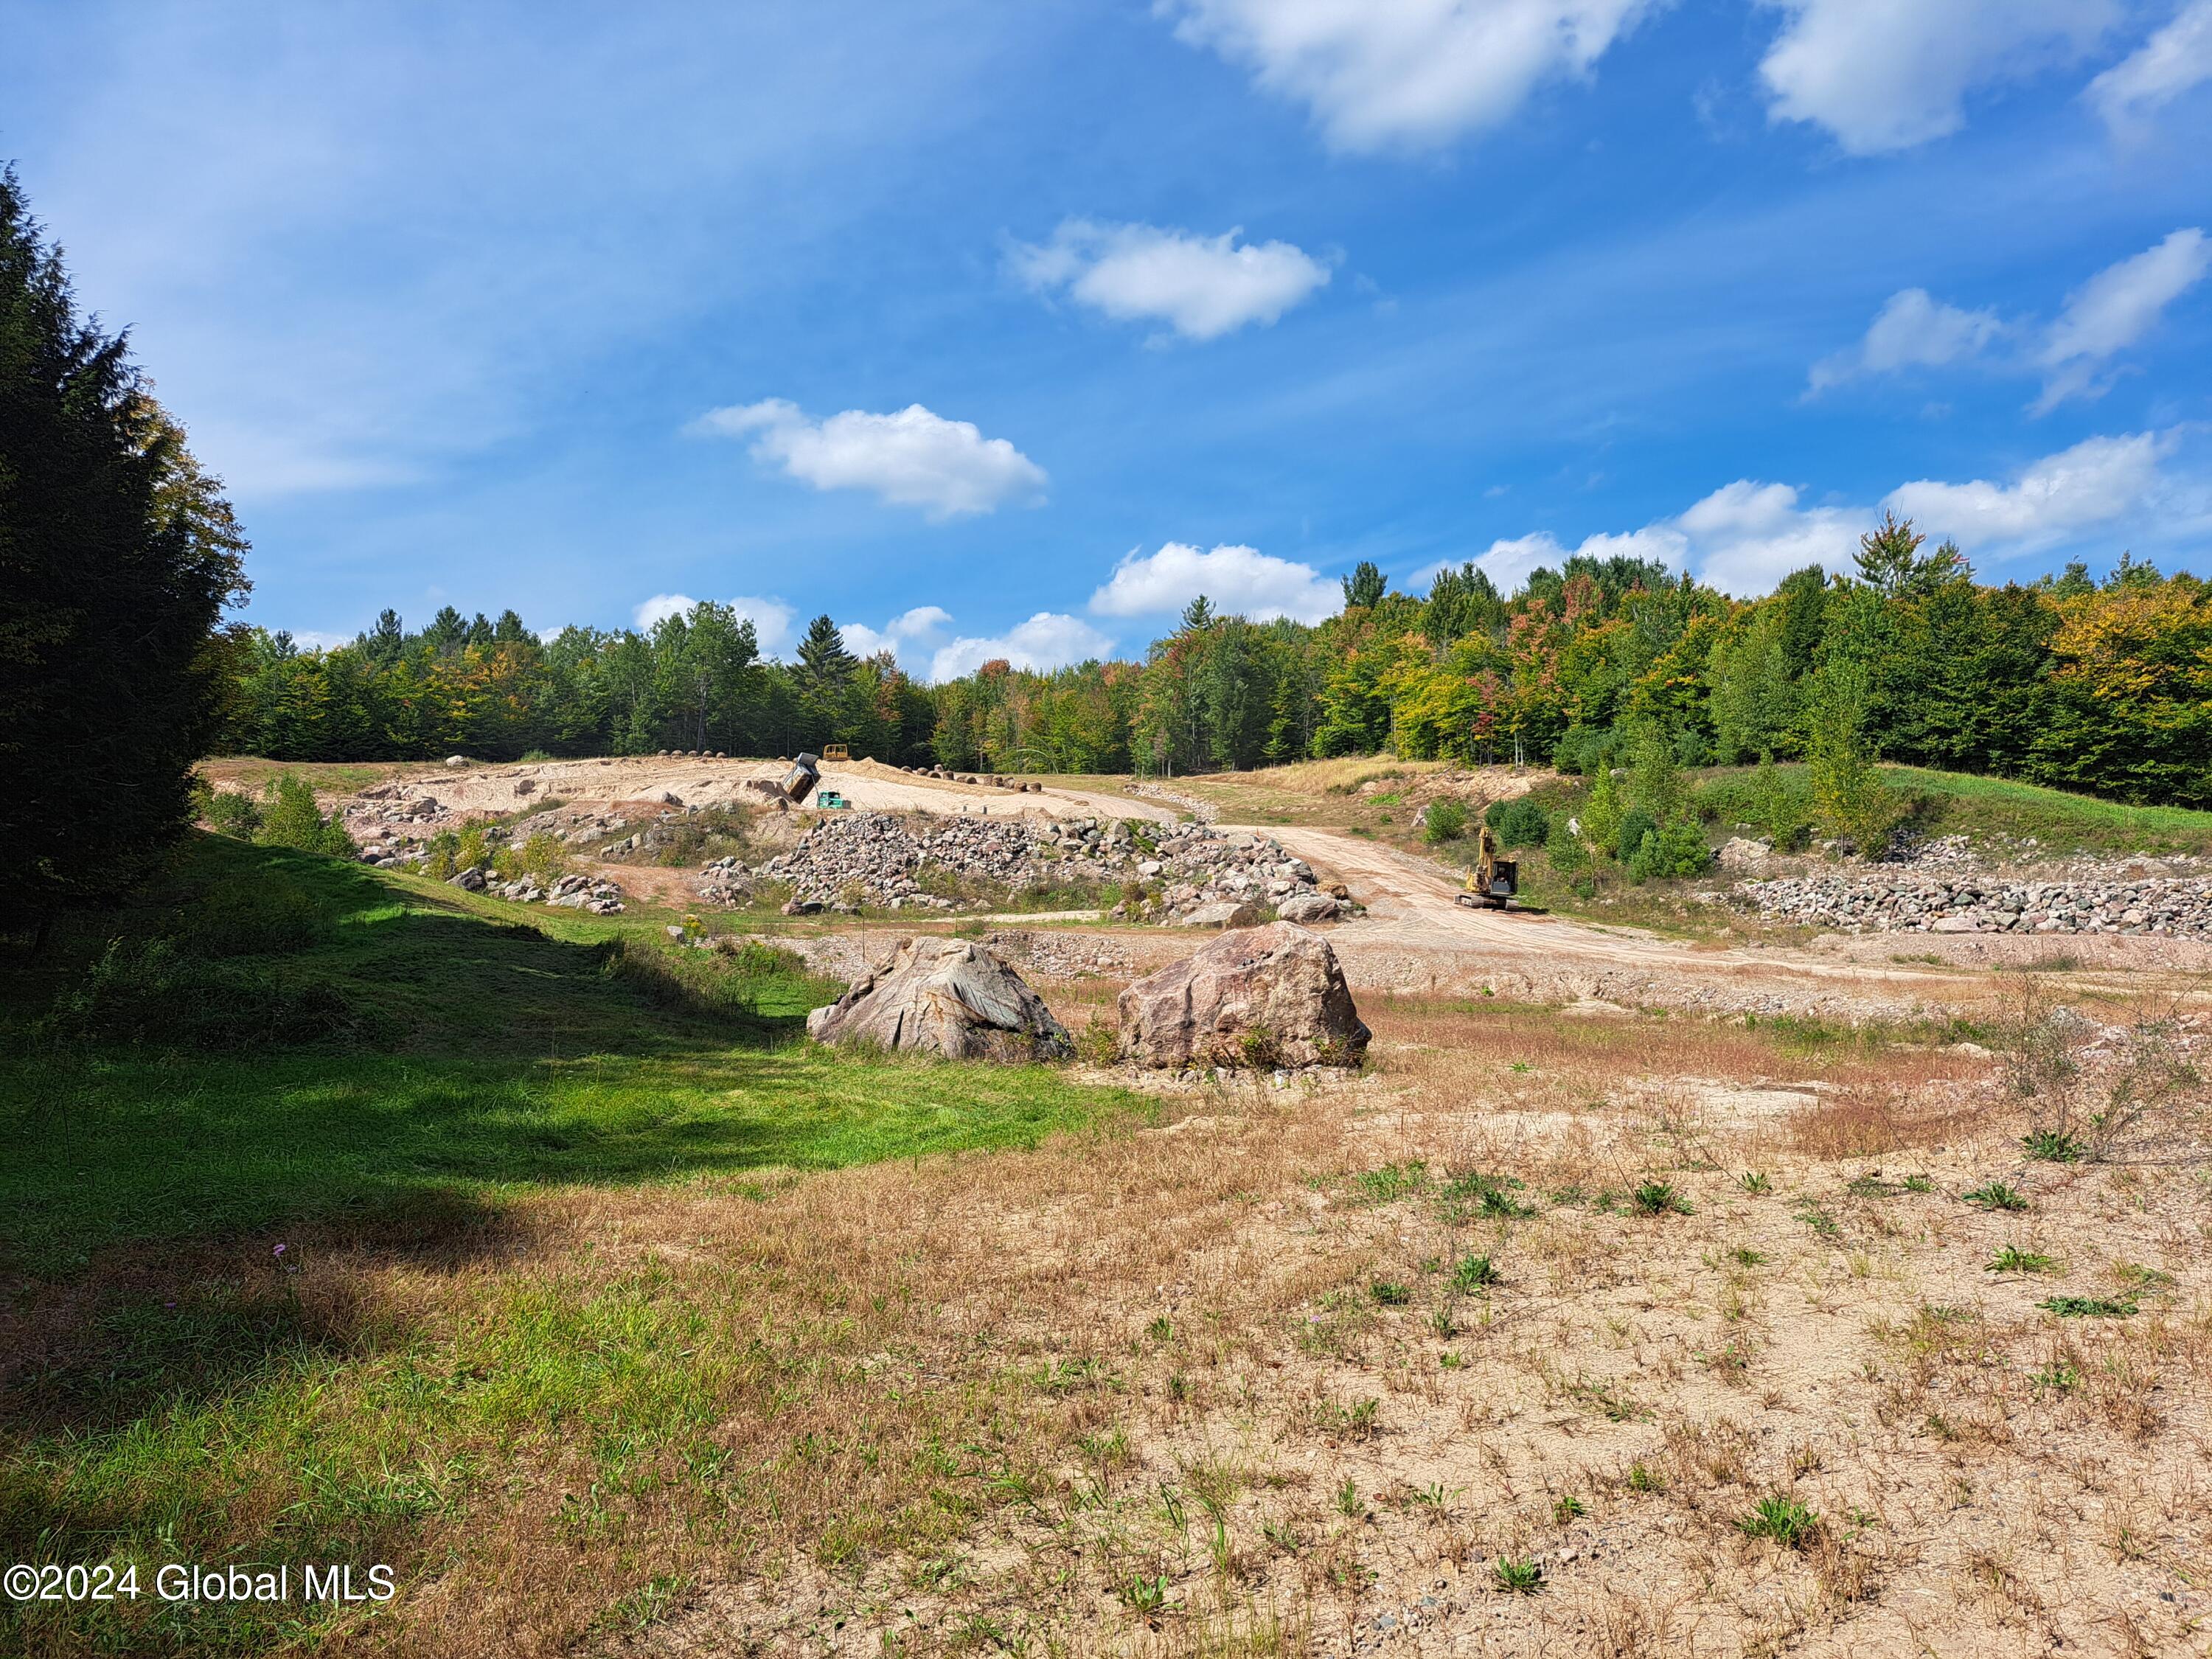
[{"left": 1456, "top": 825, "right": 1517, "bottom": 911}]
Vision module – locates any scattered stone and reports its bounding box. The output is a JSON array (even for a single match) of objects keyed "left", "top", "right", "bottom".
[
  {"left": 805, "top": 937, "right": 1072, "bottom": 1061},
  {"left": 1118, "top": 922, "right": 1370, "bottom": 1070},
  {"left": 1736, "top": 870, "right": 2212, "bottom": 936}
]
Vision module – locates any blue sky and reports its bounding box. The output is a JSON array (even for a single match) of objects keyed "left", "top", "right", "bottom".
[{"left": 7, "top": 0, "right": 2211, "bottom": 676}]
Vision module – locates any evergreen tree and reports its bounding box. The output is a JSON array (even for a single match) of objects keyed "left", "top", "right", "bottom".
[
  {"left": 1, "top": 167, "right": 250, "bottom": 932},
  {"left": 1340, "top": 561, "right": 1386, "bottom": 609},
  {"left": 795, "top": 613, "right": 856, "bottom": 692}
]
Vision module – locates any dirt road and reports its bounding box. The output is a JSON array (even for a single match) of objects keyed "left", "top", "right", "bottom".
[{"left": 1248, "top": 824, "right": 1964, "bottom": 1013}]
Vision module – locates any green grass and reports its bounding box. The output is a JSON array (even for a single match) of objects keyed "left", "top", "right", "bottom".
[
  {"left": 0, "top": 835, "right": 1150, "bottom": 1655},
  {"left": 2, "top": 838, "right": 1135, "bottom": 1278},
  {"left": 1737, "top": 1494, "right": 1821, "bottom": 1549}
]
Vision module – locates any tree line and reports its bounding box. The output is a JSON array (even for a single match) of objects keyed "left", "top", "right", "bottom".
[{"left": 218, "top": 524, "right": 2211, "bottom": 809}]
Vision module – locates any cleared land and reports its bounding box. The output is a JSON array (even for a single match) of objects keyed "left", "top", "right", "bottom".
[{"left": 7, "top": 760, "right": 2210, "bottom": 1657}]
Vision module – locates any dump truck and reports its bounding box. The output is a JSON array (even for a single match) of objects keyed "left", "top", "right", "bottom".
[
  {"left": 780, "top": 753, "right": 821, "bottom": 804},
  {"left": 1456, "top": 826, "right": 1517, "bottom": 911}
]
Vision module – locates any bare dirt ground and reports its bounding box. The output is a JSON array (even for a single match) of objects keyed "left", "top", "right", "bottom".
[{"left": 365, "top": 755, "right": 1184, "bottom": 826}]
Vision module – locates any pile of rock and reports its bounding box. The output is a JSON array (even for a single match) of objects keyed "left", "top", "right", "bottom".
[
  {"left": 1135, "top": 824, "right": 1344, "bottom": 925},
  {"left": 445, "top": 866, "right": 625, "bottom": 914},
  {"left": 1736, "top": 872, "right": 2212, "bottom": 936},
  {"left": 703, "top": 810, "right": 1343, "bottom": 922}
]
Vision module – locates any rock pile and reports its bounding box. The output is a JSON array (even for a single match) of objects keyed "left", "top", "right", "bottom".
[
  {"left": 1736, "top": 872, "right": 2212, "bottom": 936},
  {"left": 1117, "top": 922, "right": 1369, "bottom": 1069},
  {"left": 703, "top": 810, "right": 1340, "bottom": 922},
  {"left": 445, "top": 866, "right": 625, "bottom": 914},
  {"left": 805, "top": 937, "right": 1071, "bottom": 1060}
]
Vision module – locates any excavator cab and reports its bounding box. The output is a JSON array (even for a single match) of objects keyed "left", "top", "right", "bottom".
[{"left": 1456, "top": 825, "right": 1517, "bottom": 911}]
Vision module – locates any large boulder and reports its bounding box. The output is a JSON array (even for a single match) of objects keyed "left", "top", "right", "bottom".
[
  {"left": 1276, "top": 891, "right": 1340, "bottom": 924},
  {"left": 1118, "top": 921, "right": 1369, "bottom": 1070},
  {"left": 806, "top": 937, "right": 1072, "bottom": 1062}
]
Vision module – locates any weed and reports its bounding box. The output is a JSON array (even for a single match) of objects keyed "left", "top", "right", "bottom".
[
  {"left": 1903, "top": 1175, "right": 1935, "bottom": 1193},
  {"left": 1989, "top": 1246, "right": 2056, "bottom": 1274},
  {"left": 2039, "top": 1296, "right": 2137, "bottom": 1318},
  {"left": 1335, "top": 1477, "right": 1363, "bottom": 1518},
  {"left": 1553, "top": 1495, "right": 1585, "bottom": 1524},
  {"left": 1738, "top": 1495, "right": 1821, "bottom": 1550},
  {"left": 1452, "top": 1253, "right": 1501, "bottom": 1293},
  {"left": 1354, "top": 1161, "right": 1427, "bottom": 1203},
  {"left": 1369, "top": 1279, "right": 1412, "bottom": 1307},
  {"left": 1314, "top": 1397, "right": 1381, "bottom": 1440},
  {"left": 1626, "top": 1461, "right": 1666, "bottom": 1493},
  {"left": 1430, "top": 1308, "right": 1458, "bottom": 1339},
  {"left": 1738, "top": 1170, "right": 1772, "bottom": 1194},
  {"left": 1731, "top": 1246, "right": 1766, "bottom": 1267},
  {"left": 1439, "top": 1352, "right": 1464, "bottom": 1370},
  {"left": 1964, "top": 1180, "right": 2030, "bottom": 1211},
  {"left": 1632, "top": 1180, "right": 1693, "bottom": 1216},
  {"left": 1147, "top": 1315, "right": 1174, "bottom": 1343},
  {"left": 2022, "top": 1128, "right": 2084, "bottom": 1163},
  {"left": 2114, "top": 1262, "right": 2177, "bottom": 1293},
  {"left": 1116, "top": 1573, "right": 1172, "bottom": 1616},
  {"left": 1492, "top": 1557, "right": 1544, "bottom": 1593},
  {"left": 2031, "top": 1363, "right": 2081, "bottom": 1394}
]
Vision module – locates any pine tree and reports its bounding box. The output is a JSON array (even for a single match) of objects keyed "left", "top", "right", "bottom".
[
  {"left": 795, "top": 614, "right": 856, "bottom": 691},
  {"left": 1, "top": 167, "right": 250, "bottom": 933},
  {"left": 1341, "top": 560, "right": 1386, "bottom": 609}
]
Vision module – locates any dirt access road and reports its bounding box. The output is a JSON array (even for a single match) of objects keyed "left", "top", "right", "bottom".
[{"left": 1248, "top": 823, "right": 1961, "bottom": 1013}]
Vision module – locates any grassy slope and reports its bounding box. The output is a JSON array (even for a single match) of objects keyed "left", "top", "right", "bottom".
[{"left": 1, "top": 837, "right": 1147, "bottom": 1657}]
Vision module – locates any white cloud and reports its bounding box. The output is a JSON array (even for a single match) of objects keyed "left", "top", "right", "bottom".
[
  {"left": 841, "top": 605, "right": 953, "bottom": 666},
  {"left": 2088, "top": 0, "right": 2212, "bottom": 128},
  {"left": 288, "top": 629, "right": 355, "bottom": 653},
  {"left": 1808, "top": 288, "right": 2005, "bottom": 392},
  {"left": 1163, "top": 0, "right": 1659, "bottom": 153},
  {"left": 633, "top": 593, "right": 697, "bottom": 630},
  {"left": 1467, "top": 430, "right": 2188, "bottom": 597},
  {"left": 1756, "top": 0, "right": 2118, "bottom": 154},
  {"left": 1885, "top": 430, "right": 2180, "bottom": 552},
  {"left": 633, "top": 592, "right": 796, "bottom": 653},
  {"left": 2034, "top": 228, "right": 2211, "bottom": 411},
  {"left": 928, "top": 613, "right": 1116, "bottom": 682},
  {"left": 1010, "top": 220, "right": 1332, "bottom": 341},
  {"left": 692, "top": 398, "right": 1047, "bottom": 520},
  {"left": 1088, "top": 542, "right": 1344, "bottom": 623}
]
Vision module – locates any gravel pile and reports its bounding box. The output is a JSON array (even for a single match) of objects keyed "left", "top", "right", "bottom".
[
  {"left": 1736, "top": 872, "right": 2212, "bottom": 936},
  {"left": 700, "top": 810, "right": 1340, "bottom": 922}
]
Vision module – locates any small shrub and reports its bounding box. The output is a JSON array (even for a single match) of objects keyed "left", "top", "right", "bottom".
[
  {"left": 1627, "top": 819, "right": 1711, "bottom": 881},
  {"left": 1632, "top": 1180, "right": 1692, "bottom": 1216},
  {"left": 200, "top": 786, "right": 263, "bottom": 838},
  {"left": 1492, "top": 1557, "right": 1544, "bottom": 1593},
  {"left": 255, "top": 773, "right": 353, "bottom": 857},
  {"left": 1074, "top": 1015, "right": 1120, "bottom": 1067},
  {"left": 1964, "top": 1180, "right": 2029, "bottom": 1211},
  {"left": 518, "top": 748, "right": 553, "bottom": 762},
  {"left": 1422, "top": 799, "right": 1469, "bottom": 844},
  {"left": 1486, "top": 796, "right": 1551, "bottom": 848},
  {"left": 1738, "top": 1495, "right": 1820, "bottom": 1550},
  {"left": 1614, "top": 807, "right": 1658, "bottom": 866}
]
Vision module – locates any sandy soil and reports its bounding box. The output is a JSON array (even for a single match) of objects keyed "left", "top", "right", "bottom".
[{"left": 375, "top": 756, "right": 1183, "bottom": 825}]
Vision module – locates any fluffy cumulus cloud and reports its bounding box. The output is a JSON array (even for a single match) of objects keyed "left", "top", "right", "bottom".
[
  {"left": 1088, "top": 542, "right": 1343, "bottom": 623},
  {"left": 1010, "top": 220, "right": 1332, "bottom": 342},
  {"left": 928, "top": 613, "right": 1116, "bottom": 683},
  {"left": 1756, "top": 0, "right": 2119, "bottom": 154},
  {"left": 1886, "top": 431, "right": 2181, "bottom": 553},
  {"left": 1476, "top": 431, "right": 2188, "bottom": 597},
  {"left": 691, "top": 400, "right": 1047, "bottom": 520},
  {"left": 1807, "top": 288, "right": 2005, "bottom": 392},
  {"left": 633, "top": 592, "right": 796, "bottom": 653},
  {"left": 2088, "top": 0, "right": 2212, "bottom": 128},
  {"left": 2034, "top": 228, "right": 2211, "bottom": 411},
  {"left": 839, "top": 605, "right": 954, "bottom": 667},
  {"left": 1163, "top": 0, "right": 1658, "bottom": 153}
]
